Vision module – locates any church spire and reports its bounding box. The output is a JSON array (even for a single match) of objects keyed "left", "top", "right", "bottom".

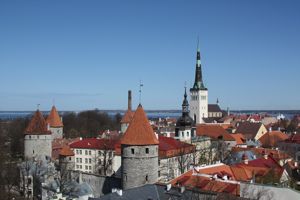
[
  {"left": 191, "top": 41, "right": 206, "bottom": 91},
  {"left": 182, "top": 86, "right": 189, "bottom": 115}
]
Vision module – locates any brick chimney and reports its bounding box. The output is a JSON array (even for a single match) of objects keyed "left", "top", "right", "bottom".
[{"left": 128, "top": 90, "right": 132, "bottom": 111}]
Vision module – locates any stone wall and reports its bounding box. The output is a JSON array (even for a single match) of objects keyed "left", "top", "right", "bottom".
[
  {"left": 24, "top": 134, "right": 52, "bottom": 158},
  {"left": 121, "top": 145, "right": 158, "bottom": 189},
  {"left": 70, "top": 171, "right": 121, "bottom": 198}
]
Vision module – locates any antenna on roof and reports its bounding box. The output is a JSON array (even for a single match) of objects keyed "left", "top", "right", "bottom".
[
  {"left": 197, "top": 35, "right": 200, "bottom": 50},
  {"left": 139, "top": 80, "right": 143, "bottom": 105}
]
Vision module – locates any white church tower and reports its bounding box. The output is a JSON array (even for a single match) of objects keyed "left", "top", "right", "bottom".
[{"left": 189, "top": 46, "right": 208, "bottom": 124}]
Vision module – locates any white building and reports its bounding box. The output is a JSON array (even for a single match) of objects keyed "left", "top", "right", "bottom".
[{"left": 70, "top": 138, "right": 120, "bottom": 176}]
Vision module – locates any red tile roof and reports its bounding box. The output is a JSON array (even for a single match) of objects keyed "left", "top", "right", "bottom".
[
  {"left": 121, "top": 105, "right": 159, "bottom": 145},
  {"left": 46, "top": 106, "right": 63, "bottom": 127},
  {"left": 159, "top": 136, "right": 195, "bottom": 158},
  {"left": 233, "top": 156, "right": 284, "bottom": 182},
  {"left": 59, "top": 145, "right": 74, "bottom": 156},
  {"left": 70, "top": 138, "right": 118, "bottom": 150},
  {"left": 120, "top": 110, "right": 134, "bottom": 123},
  {"left": 231, "top": 146, "right": 291, "bottom": 161},
  {"left": 230, "top": 133, "right": 246, "bottom": 145},
  {"left": 196, "top": 124, "right": 235, "bottom": 141},
  {"left": 258, "top": 131, "right": 288, "bottom": 148},
  {"left": 194, "top": 164, "right": 236, "bottom": 180},
  {"left": 52, "top": 138, "right": 81, "bottom": 159},
  {"left": 170, "top": 170, "right": 240, "bottom": 196},
  {"left": 25, "top": 110, "right": 51, "bottom": 135},
  {"left": 284, "top": 133, "right": 300, "bottom": 144}
]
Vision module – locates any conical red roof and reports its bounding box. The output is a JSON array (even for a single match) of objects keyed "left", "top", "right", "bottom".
[
  {"left": 121, "top": 105, "right": 159, "bottom": 145},
  {"left": 59, "top": 145, "right": 74, "bottom": 156},
  {"left": 120, "top": 109, "right": 134, "bottom": 123},
  {"left": 46, "top": 106, "right": 63, "bottom": 127},
  {"left": 25, "top": 110, "right": 51, "bottom": 135}
]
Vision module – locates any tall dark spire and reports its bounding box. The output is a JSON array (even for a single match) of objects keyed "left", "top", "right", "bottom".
[
  {"left": 182, "top": 86, "right": 189, "bottom": 115},
  {"left": 191, "top": 42, "right": 206, "bottom": 91}
]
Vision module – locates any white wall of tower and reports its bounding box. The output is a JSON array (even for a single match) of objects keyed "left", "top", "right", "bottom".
[
  {"left": 189, "top": 89, "right": 208, "bottom": 124},
  {"left": 24, "top": 134, "right": 52, "bottom": 158}
]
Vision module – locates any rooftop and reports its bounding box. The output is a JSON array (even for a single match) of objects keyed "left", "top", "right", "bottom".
[{"left": 121, "top": 105, "right": 159, "bottom": 145}]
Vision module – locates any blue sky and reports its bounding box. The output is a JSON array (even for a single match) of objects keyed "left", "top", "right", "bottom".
[{"left": 1, "top": 0, "right": 300, "bottom": 111}]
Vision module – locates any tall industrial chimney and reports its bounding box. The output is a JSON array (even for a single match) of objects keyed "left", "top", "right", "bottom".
[{"left": 128, "top": 90, "right": 132, "bottom": 111}]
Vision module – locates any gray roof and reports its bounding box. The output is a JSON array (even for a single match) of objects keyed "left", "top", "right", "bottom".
[
  {"left": 89, "top": 184, "right": 219, "bottom": 200},
  {"left": 208, "top": 104, "right": 222, "bottom": 113}
]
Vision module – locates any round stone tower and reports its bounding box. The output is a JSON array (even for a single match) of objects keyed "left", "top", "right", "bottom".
[
  {"left": 24, "top": 109, "right": 52, "bottom": 159},
  {"left": 121, "top": 104, "right": 159, "bottom": 190},
  {"left": 59, "top": 145, "right": 75, "bottom": 180},
  {"left": 46, "top": 106, "right": 64, "bottom": 140}
]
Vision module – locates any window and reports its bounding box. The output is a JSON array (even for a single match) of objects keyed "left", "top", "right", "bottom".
[
  {"left": 201, "top": 96, "right": 206, "bottom": 100},
  {"left": 98, "top": 151, "right": 101, "bottom": 156},
  {"left": 79, "top": 150, "right": 82, "bottom": 155},
  {"left": 131, "top": 148, "right": 135, "bottom": 154},
  {"left": 76, "top": 150, "right": 79, "bottom": 154},
  {"left": 89, "top": 158, "right": 91, "bottom": 164},
  {"left": 89, "top": 150, "right": 91, "bottom": 155},
  {"left": 85, "top": 166, "right": 88, "bottom": 170},
  {"left": 80, "top": 158, "right": 82, "bottom": 163},
  {"left": 80, "top": 165, "right": 82, "bottom": 169},
  {"left": 146, "top": 148, "right": 149, "bottom": 154},
  {"left": 85, "top": 150, "right": 88, "bottom": 155},
  {"left": 76, "top": 158, "right": 79, "bottom": 162},
  {"left": 37, "top": 136, "right": 39, "bottom": 139},
  {"left": 69, "top": 157, "right": 72, "bottom": 161},
  {"left": 187, "top": 131, "right": 189, "bottom": 137},
  {"left": 85, "top": 158, "right": 88, "bottom": 163},
  {"left": 89, "top": 166, "right": 91, "bottom": 170},
  {"left": 145, "top": 175, "right": 148, "bottom": 182}
]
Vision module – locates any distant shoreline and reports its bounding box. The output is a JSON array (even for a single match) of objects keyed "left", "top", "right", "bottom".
[{"left": 0, "top": 110, "right": 299, "bottom": 120}]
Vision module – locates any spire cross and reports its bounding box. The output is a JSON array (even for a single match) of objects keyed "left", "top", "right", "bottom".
[
  {"left": 139, "top": 80, "right": 144, "bottom": 104},
  {"left": 37, "top": 104, "right": 40, "bottom": 110},
  {"left": 52, "top": 98, "right": 55, "bottom": 106}
]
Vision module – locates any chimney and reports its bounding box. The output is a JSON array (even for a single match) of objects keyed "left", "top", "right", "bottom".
[
  {"left": 128, "top": 90, "right": 132, "bottom": 111},
  {"left": 242, "top": 153, "right": 249, "bottom": 164},
  {"left": 117, "top": 189, "right": 123, "bottom": 196},
  {"left": 180, "top": 186, "right": 185, "bottom": 193},
  {"left": 166, "top": 184, "right": 172, "bottom": 191}
]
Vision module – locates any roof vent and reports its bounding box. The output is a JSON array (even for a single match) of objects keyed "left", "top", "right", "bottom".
[
  {"left": 180, "top": 186, "right": 185, "bottom": 193},
  {"left": 166, "top": 184, "right": 171, "bottom": 191}
]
